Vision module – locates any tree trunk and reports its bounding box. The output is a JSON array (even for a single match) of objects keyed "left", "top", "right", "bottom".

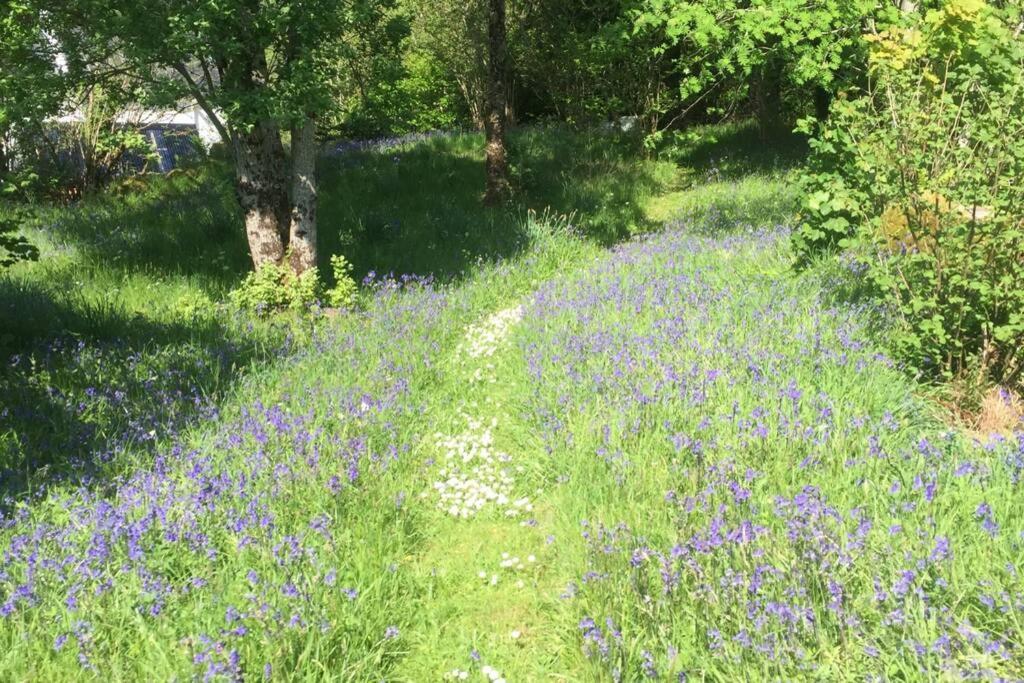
[
  {"left": 483, "top": 0, "right": 510, "bottom": 205},
  {"left": 813, "top": 86, "right": 832, "bottom": 122},
  {"left": 288, "top": 116, "right": 318, "bottom": 274},
  {"left": 234, "top": 121, "right": 290, "bottom": 270},
  {"left": 753, "top": 62, "right": 782, "bottom": 139},
  {"left": 505, "top": 74, "right": 516, "bottom": 127},
  {"left": 752, "top": 78, "right": 770, "bottom": 139}
]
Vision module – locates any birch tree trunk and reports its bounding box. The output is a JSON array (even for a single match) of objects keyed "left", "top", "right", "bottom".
[
  {"left": 234, "top": 121, "right": 290, "bottom": 270},
  {"left": 483, "top": 0, "right": 510, "bottom": 205},
  {"left": 287, "top": 116, "right": 318, "bottom": 274}
]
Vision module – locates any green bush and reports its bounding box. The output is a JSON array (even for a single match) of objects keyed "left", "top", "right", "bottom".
[
  {"left": 793, "top": 0, "right": 1024, "bottom": 386},
  {"left": 325, "top": 254, "right": 359, "bottom": 309},
  {"left": 229, "top": 263, "right": 321, "bottom": 314},
  {"left": 229, "top": 253, "right": 360, "bottom": 315},
  {"left": 790, "top": 114, "right": 864, "bottom": 260},
  {"left": 0, "top": 207, "right": 38, "bottom": 268}
]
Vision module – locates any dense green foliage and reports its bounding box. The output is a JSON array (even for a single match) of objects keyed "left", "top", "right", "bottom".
[
  {"left": 0, "top": 208, "right": 38, "bottom": 268},
  {"left": 1, "top": 5, "right": 170, "bottom": 199},
  {"left": 631, "top": 0, "right": 887, "bottom": 132},
  {"left": 227, "top": 253, "right": 359, "bottom": 313},
  {"left": 1, "top": 0, "right": 1020, "bottom": 147},
  {"left": 331, "top": 0, "right": 653, "bottom": 134},
  {"left": 228, "top": 264, "right": 323, "bottom": 314},
  {"left": 795, "top": 0, "right": 1024, "bottom": 387},
  {"left": 339, "top": 0, "right": 887, "bottom": 135},
  {"left": 0, "top": 2, "right": 67, "bottom": 198}
]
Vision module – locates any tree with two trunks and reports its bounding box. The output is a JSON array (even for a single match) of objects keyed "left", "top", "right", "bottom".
[{"left": 21, "top": 0, "right": 391, "bottom": 276}]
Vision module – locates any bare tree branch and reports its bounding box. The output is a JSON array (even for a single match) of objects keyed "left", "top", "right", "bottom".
[{"left": 171, "top": 62, "right": 232, "bottom": 146}]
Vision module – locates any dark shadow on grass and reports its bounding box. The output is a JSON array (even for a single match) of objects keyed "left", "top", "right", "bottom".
[
  {"left": 32, "top": 127, "right": 666, "bottom": 288},
  {"left": 318, "top": 144, "right": 530, "bottom": 283},
  {"left": 0, "top": 275, "right": 218, "bottom": 350},
  {"left": 318, "top": 126, "right": 667, "bottom": 284},
  {"left": 670, "top": 121, "right": 808, "bottom": 181},
  {"left": 34, "top": 164, "right": 251, "bottom": 289},
  {"left": 0, "top": 277, "right": 280, "bottom": 506}
]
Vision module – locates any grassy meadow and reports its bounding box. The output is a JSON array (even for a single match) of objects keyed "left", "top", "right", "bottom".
[
  {"left": 0, "top": 127, "right": 674, "bottom": 501},
  {"left": 1, "top": 123, "right": 1021, "bottom": 681}
]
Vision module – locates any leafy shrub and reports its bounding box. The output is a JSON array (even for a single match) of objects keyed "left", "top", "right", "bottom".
[
  {"left": 229, "top": 253, "right": 360, "bottom": 315},
  {"left": 229, "top": 263, "right": 321, "bottom": 314},
  {"left": 325, "top": 254, "right": 359, "bottom": 309},
  {"left": 793, "top": 0, "right": 1024, "bottom": 386},
  {"left": 2, "top": 83, "right": 158, "bottom": 201},
  {"left": 170, "top": 291, "right": 216, "bottom": 322},
  {"left": 790, "top": 114, "right": 864, "bottom": 260},
  {"left": 0, "top": 207, "right": 38, "bottom": 268}
]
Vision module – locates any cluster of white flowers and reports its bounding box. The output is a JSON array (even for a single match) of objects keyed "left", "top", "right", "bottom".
[
  {"left": 477, "top": 551, "right": 538, "bottom": 588},
  {"left": 459, "top": 306, "right": 523, "bottom": 359},
  {"left": 478, "top": 569, "right": 500, "bottom": 586},
  {"left": 481, "top": 664, "right": 508, "bottom": 682},
  {"left": 470, "top": 364, "right": 498, "bottom": 384},
  {"left": 431, "top": 417, "right": 533, "bottom": 518},
  {"left": 499, "top": 551, "right": 536, "bottom": 570},
  {"left": 443, "top": 665, "right": 507, "bottom": 682},
  {"left": 435, "top": 306, "right": 532, "bottom": 682}
]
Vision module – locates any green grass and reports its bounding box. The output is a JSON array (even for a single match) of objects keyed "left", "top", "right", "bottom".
[
  {"left": 0, "top": 127, "right": 679, "bottom": 502},
  {"left": 317, "top": 126, "right": 678, "bottom": 281},
  {"left": 398, "top": 213, "right": 1020, "bottom": 679},
  {"left": 0, "top": 210, "right": 605, "bottom": 681},
  {"left": 0, "top": 123, "right": 915, "bottom": 681},
  {"left": 646, "top": 121, "right": 804, "bottom": 229},
  {"left": 2, "top": 126, "right": 677, "bottom": 348}
]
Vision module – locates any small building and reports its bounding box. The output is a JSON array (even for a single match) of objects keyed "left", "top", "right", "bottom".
[{"left": 52, "top": 104, "right": 223, "bottom": 173}]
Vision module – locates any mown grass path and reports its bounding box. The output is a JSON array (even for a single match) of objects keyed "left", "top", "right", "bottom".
[
  {"left": 395, "top": 303, "right": 577, "bottom": 681},
  {"left": 393, "top": 231, "right": 872, "bottom": 681}
]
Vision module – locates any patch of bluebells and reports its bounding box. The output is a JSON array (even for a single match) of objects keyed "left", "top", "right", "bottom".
[
  {"left": 0, "top": 279, "right": 450, "bottom": 677},
  {"left": 519, "top": 227, "right": 1024, "bottom": 680},
  {"left": 0, "top": 337, "right": 241, "bottom": 500},
  {"left": 326, "top": 130, "right": 462, "bottom": 158}
]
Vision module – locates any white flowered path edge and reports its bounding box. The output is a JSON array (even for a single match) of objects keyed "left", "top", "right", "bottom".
[{"left": 395, "top": 302, "right": 568, "bottom": 681}]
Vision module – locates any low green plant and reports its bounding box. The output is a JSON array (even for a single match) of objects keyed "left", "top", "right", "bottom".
[
  {"left": 0, "top": 206, "right": 38, "bottom": 268},
  {"left": 793, "top": 0, "right": 1024, "bottom": 386},
  {"left": 170, "top": 290, "right": 217, "bottom": 322},
  {"left": 229, "top": 262, "right": 322, "bottom": 314},
  {"left": 229, "top": 253, "right": 361, "bottom": 315},
  {"left": 325, "top": 254, "right": 359, "bottom": 309}
]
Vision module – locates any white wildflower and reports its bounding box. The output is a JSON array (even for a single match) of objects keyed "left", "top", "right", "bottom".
[{"left": 459, "top": 306, "right": 523, "bottom": 359}]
